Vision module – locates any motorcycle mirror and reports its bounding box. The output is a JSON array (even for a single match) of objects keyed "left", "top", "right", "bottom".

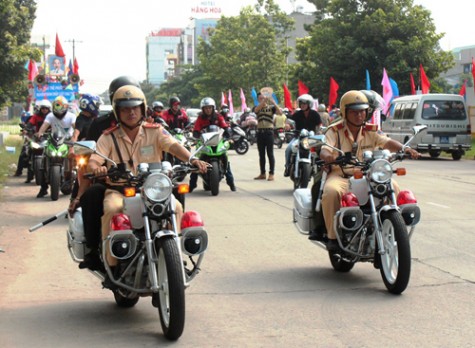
[
  {"left": 308, "top": 134, "right": 326, "bottom": 150},
  {"left": 73, "top": 141, "right": 96, "bottom": 155},
  {"left": 412, "top": 125, "right": 427, "bottom": 135}
]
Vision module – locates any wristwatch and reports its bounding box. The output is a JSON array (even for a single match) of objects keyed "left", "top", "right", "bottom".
[{"left": 189, "top": 155, "right": 199, "bottom": 164}]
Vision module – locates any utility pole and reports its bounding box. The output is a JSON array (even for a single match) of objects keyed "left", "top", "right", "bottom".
[{"left": 65, "top": 38, "right": 83, "bottom": 62}]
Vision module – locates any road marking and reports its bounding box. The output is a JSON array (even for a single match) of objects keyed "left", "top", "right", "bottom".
[{"left": 427, "top": 202, "right": 450, "bottom": 209}]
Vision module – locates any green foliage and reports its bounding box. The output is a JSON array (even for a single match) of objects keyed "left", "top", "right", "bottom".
[
  {"left": 0, "top": 0, "right": 41, "bottom": 107},
  {"left": 299, "top": 0, "right": 454, "bottom": 103}
]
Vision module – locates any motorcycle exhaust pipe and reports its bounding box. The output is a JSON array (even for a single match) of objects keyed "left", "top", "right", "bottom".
[
  {"left": 338, "top": 207, "right": 364, "bottom": 231},
  {"left": 109, "top": 231, "right": 138, "bottom": 260}
]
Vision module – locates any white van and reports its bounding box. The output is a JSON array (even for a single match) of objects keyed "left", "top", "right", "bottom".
[{"left": 382, "top": 94, "right": 472, "bottom": 160}]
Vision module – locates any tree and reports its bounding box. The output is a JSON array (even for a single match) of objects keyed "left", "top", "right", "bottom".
[
  {"left": 0, "top": 0, "right": 40, "bottom": 107},
  {"left": 297, "top": 0, "right": 454, "bottom": 103},
  {"left": 196, "top": 1, "right": 294, "bottom": 105}
]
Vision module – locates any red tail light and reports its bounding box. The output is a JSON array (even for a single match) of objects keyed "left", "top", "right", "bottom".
[
  {"left": 397, "top": 190, "right": 417, "bottom": 205},
  {"left": 341, "top": 192, "right": 359, "bottom": 207},
  {"left": 111, "top": 214, "right": 132, "bottom": 230},
  {"left": 181, "top": 211, "right": 204, "bottom": 229}
]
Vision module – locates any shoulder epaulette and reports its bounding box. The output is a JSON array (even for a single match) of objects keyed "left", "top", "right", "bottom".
[
  {"left": 143, "top": 122, "right": 162, "bottom": 129},
  {"left": 102, "top": 124, "right": 120, "bottom": 135},
  {"left": 363, "top": 124, "right": 378, "bottom": 132},
  {"left": 327, "top": 120, "right": 344, "bottom": 132}
]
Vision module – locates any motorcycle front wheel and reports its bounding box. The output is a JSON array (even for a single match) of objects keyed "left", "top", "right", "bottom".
[
  {"left": 235, "top": 139, "right": 249, "bottom": 155},
  {"left": 379, "top": 211, "right": 411, "bottom": 294},
  {"left": 50, "top": 166, "right": 61, "bottom": 201},
  {"left": 153, "top": 237, "right": 185, "bottom": 340},
  {"left": 294, "top": 162, "right": 311, "bottom": 190},
  {"left": 210, "top": 161, "right": 220, "bottom": 196},
  {"left": 34, "top": 157, "right": 42, "bottom": 185}
]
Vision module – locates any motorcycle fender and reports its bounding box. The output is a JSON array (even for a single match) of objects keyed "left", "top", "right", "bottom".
[
  {"left": 123, "top": 194, "right": 144, "bottom": 229},
  {"left": 298, "top": 158, "right": 312, "bottom": 164}
]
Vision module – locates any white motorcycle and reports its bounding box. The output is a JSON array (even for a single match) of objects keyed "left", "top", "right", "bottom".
[
  {"left": 29, "top": 132, "right": 220, "bottom": 340},
  {"left": 293, "top": 125, "right": 427, "bottom": 294}
]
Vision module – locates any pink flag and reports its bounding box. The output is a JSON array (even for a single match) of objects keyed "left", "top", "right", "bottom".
[
  {"left": 27, "top": 59, "right": 38, "bottom": 81},
  {"left": 221, "top": 92, "right": 228, "bottom": 107},
  {"left": 240, "top": 88, "right": 247, "bottom": 111},
  {"left": 472, "top": 58, "right": 475, "bottom": 94},
  {"left": 381, "top": 68, "right": 393, "bottom": 114},
  {"left": 228, "top": 89, "right": 234, "bottom": 115}
]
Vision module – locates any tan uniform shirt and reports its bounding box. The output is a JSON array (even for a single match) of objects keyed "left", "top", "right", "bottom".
[
  {"left": 90, "top": 123, "right": 177, "bottom": 175},
  {"left": 324, "top": 120, "right": 389, "bottom": 176}
]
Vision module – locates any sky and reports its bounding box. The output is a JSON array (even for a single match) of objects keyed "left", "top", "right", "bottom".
[{"left": 31, "top": 0, "right": 473, "bottom": 96}]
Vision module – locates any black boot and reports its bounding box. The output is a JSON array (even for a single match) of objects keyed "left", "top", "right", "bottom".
[
  {"left": 228, "top": 181, "right": 236, "bottom": 191},
  {"left": 308, "top": 229, "right": 324, "bottom": 241},
  {"left": 36, "top": 188, "right": 48, "bottom": 198}
]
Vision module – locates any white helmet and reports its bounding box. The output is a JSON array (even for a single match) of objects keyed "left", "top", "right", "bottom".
[
  {"left": 37, "top": 99, "right": 52, "bottom": 110},
  {"left": 317, "top": 104, "right": 326, "bottom": 112},
  {"left": 297, "top": 94, "right": 314, "bottom": 106},
  {"left": 200, "top": 97, "right": 216, "bottom": 109}
]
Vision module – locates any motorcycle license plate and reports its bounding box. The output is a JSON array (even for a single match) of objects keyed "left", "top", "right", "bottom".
[{"left": 440, "top": 136, "right": 449, "bottom": 144}]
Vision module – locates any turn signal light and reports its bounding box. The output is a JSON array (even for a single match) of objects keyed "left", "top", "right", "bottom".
[
  {"left": 177, "top": 183, "right": 189, "bottom": 194},
  {"left": 123, "top": 187, "right": 136, "bottom": 197},
  {"left": 353, "top": 169, "right": 363, "bottom": 179},
  {"left": 396, "top": 168, "right": 406, "bottom": 176}
]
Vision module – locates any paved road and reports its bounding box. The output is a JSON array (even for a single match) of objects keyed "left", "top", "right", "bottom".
[{"left": 1, "top": 147, "right": 474, "bottom": 347}]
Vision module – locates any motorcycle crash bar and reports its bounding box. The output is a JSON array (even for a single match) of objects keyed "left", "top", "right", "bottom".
[{"left": 29, "top": 209, "right": 68, "bottom": 232}]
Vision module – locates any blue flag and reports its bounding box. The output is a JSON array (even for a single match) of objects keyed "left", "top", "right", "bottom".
[
  {"left": 365, "top": 69, "right": 371, "bottom": 90},
  {"left": 389, "top": 78, "right": 399, "bottom": 98},
  {"left": 272, "top": 92, "right": 279, "bottom": 104},
  {"left": 251, "top": 87, "right": 258, "bottom": 106}
]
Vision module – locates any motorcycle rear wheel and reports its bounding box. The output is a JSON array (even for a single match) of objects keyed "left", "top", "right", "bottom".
[
  {"left": 379, "top": 211, "right": 411, "bottom": 294},
  {"left": 114, "top": 289, "right": 139, "bottom": 308},
  {"left": 153, "top": 237, "right": 185, "bottom": 340},
  {"left": 328, "top": 251, "right": 355, "bottom": 272},
  {"left": 50, "top": 166, "right": 61, "bottom": 201},
  {"left": 235, "top": 140, "right": 249, "bottom": 155}
]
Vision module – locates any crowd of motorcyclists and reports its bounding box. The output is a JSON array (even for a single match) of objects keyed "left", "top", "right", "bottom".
[{"left": 13, "top": 80, "right": 421, "bottom": 269}]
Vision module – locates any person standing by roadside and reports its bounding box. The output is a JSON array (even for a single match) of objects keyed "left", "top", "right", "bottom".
[{"left": 253, "top": 92, "right": 282, "bottom": 181}]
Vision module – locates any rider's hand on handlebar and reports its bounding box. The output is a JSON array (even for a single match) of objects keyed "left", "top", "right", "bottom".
[
  {"left": 93, "top": 165, "right": 109, "bottom": 177},
  {"left": 191, "top": 159, "right": 209, "bottom": 174},
  {"left": 404, "top": 147, "right": 421, "bottom": 159}
]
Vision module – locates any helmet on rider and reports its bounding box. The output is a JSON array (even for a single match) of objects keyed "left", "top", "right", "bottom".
[
  {"left": 169, "top": 96, "right": 181, "bottom": 108},
  {"left": 220, "top": 104, "right": 229, "bottom": 114},
  {"left": 297, "top": 94, "right": 314, "bottom": 107},
  {"left": 79, "top": 94, "right": 101, "bottom": 117},
  {"left": 317, "top": 104, "right": 326, "bottom": 112},
  {"left": 37, "top": 99, "right": 52, "bottom": 115},
  {"left": 108, "top": 76, "right": 140, "bottom": 103},
  {"left": 52, "top": 96, "right": 69, "bottom": 119},
  {"left": 152, "top": 101, "right": 164, "bottom": 112},
  {"left": 359, "top": 90, "right": 386, "bottom": 119},
  {"left": 340, "top": 90, "right": 369, "bottom": 121},
  {"left": 112, "top": 85, "right": 147, "bottom": 124},
  {"left": 200, "top": 97, "right": 216, "bottom": 110}
]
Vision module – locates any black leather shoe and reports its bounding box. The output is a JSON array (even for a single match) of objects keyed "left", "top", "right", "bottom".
[
  {"left": 326, "top": 239, "right": 340, "bottom": 252},
  {"left": 283, "top": 167, "right": 290, "bottom": 177},
  {"left": 189, "top": 183, "right": 197, "bottom": 193},
  {"left": 36, "top": 189, "right": 48, "bottom": 198},
  {"left": 308, "top": 229, "right": 324, "bottom": 241},
  {"left": 229, "top": 183, "right": 236, "bottom": 191},
  {"left": 14, "top": 171, "right": 22, "bottom": 177},
  {"left": 79, "top": 253, "right": 104, "bottom": 272}
]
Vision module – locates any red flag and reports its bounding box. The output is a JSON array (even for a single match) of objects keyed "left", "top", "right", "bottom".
[
  {"left": 55, "top": 33, "right": 66, "bottom": 58},
  {"left": 459, "top": 80, "right": 466, "bottom": 96},
  {"left": 328, "top": 77, "right": 339, "bottom": 110},
  {"left": 472, "top": 57, "right": 475, "bottom": 93},
  {"left": 409, "top": 73, "right": 416, "bottom": 95},
  {"left": 298, "top": 80, "right": 309, "bottom": 96},
  {"left": 27, "top": 59, "right": 38, "bottom": 81},
  {"left": 73, "top": 57, "right": 79, "bottom": 74},
  {"left": 419, "top": 64, "right": 430, "bottom": 94},
  {"left": 283, "top": 84, "right": 293, "bottom": 111},
  {"left": 221, "top": 91, "right": 228, "bottom": 107}
]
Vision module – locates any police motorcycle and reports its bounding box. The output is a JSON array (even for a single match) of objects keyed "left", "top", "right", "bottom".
[
  {"left": 193, "top": 125, "right": 230, "bottom": 196},
  {"left": 292, "top": 125, "right": 427, "bottom": 294},
  {"left": 288, "top": 128, "right": 316, "bottom": 190},
  {"left": 39, "top": 123, "right": 72, "bottom": 200},
  {"left": 29, "top": 136, "right": 214, "bottom": 340}
]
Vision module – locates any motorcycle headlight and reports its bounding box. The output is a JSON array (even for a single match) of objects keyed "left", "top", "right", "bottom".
[
  {"left": 143, "top": 173, "right": 172, "bottom": 202},
  {"left": 300, "top": 137, "right": 310, "bottom": 150},
  {"left": 370, "top": 159, "right": 393, "bottom": 183}
]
